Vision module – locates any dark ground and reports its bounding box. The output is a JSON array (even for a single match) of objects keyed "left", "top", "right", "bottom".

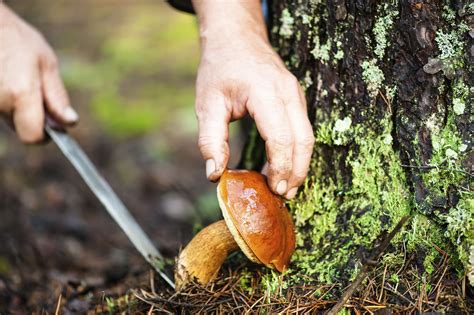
[{"left": 0, "top": 1, "right": 243, "bottom": 313}]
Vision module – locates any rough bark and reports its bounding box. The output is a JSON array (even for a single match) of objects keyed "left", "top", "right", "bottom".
[{"left": 242, "top": 0, "right": 473, "bottom": 294}]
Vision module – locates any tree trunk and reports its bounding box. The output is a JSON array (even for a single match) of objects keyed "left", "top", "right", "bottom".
[{"left": 243, "top": 0, "right": 473, "bottom": 299}]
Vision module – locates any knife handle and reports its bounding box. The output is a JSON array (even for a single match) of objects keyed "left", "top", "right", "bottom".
[{"left": 45, "top": 113, "right": 66, "bottom": 131}]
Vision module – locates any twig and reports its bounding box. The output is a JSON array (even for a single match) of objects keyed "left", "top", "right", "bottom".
[
  {"left": 134, "top": 289, "right": 232, "bottom": 308},
  {"left": 54, "top": 294, "right": 62, "bottom": 315},
  {"left": 401, "top": 164, "right": 473, "bottom": 176},
  {"left": 383, "top": 284, "right": 417, "bottom": 307},
  {"left": 400, "top": 164, "right": 437, "bottom": 170},
  {"left": 433, "top": 263, "right": 449, "bottom": 303},
  {"left": 327, "top": 216, "right": 410, "bottom": 315},
  {"left": 378, "top": 264, "right": 388, "bottom": 303},
  {"left": 378, "top": 90, "right": 392, "bottom": 114},
  {"left": 150, "top": 270, "right": 156, "bottom": 295}
]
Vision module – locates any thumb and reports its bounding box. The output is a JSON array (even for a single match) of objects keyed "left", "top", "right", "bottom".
[
  {"left": 196, "top": 93, "right": 230, "bottom": 182},
  {"left": 41, "top": 57, "right": 78, "bottom": 125}
]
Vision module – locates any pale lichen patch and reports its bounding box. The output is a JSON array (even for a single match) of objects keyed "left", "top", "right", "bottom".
[
  {"left": 452, "top": 98, "right": 466, "bottom": 115},
  {"left": 310, "top": 36, "right": 331, "bottom": 63},
  {"left": 279, "top": 9, "right": 295, "bottom": 39},
  {"left": 372, "top": 3, "right": 399, "bottom": 59},
  {"left": 361, "top": 59, "right": 385, "bottom": 97}
]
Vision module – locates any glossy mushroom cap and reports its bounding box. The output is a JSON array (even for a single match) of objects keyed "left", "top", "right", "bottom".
[
  {"left": 217, "top": 169, "right": 295, "bottom": 272},
  {"left": 174, "top": 169, "right": 296, "bottom": 291}
]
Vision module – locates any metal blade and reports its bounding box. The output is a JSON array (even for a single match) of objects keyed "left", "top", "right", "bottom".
[{"left": 45, "top": 125, "right": 175, "bottom": 289}]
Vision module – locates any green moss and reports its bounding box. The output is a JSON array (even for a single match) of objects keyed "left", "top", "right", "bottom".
[
  {"left": 389, "top": 273, "right": 399, "bottom": 284},
  {"left": 381, "top": 252, "right": 405, "bottom": 267},
  {"left": 415, "top": 77, "right": 472, "bottom": 275},
  {"left": 263, "top": 0, "right": 471, "bottom": 293},
  {"left": 314, "top": 115, "right": 353, "bottom": 146},
  {"left": 289, "top": 112, "right": 467, "bottom": 283},
  {"left": 422, "top": 118, "right": 466, "bottom": 195},
  {"left": 288, "top": 117, "right": 413, "bottom": 283},
  {"left": 261, "top": 270, "right": 287, "bottom": 297},
  {"left": 238, "top": 269, "right": 256, "bottom": 295},
  {"left": 405, "top": 214, "right": 445, "bottom": 275},
  {"left": 103, "top": 294, "right": 136, "bottom": 313},
  {"left": 423, "top": 250, "right": 437, "bottom": 275},
  {"left": 469, "top": 245, "right": 474, "bottom": 285},
  {"left": 346, "top": 122, "right": 411, "bottom": 245},
  {"left": 338, "top": 308, "right": 351, "bottom": 315}
]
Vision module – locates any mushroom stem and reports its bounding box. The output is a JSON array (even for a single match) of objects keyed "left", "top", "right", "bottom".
[{"left": 175, "top": 220, "right": 239, "bottom": 290}]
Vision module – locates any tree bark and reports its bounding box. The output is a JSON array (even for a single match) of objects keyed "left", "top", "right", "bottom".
[{"left": 243, "top": 0, "right": 473, "bottom": 295}]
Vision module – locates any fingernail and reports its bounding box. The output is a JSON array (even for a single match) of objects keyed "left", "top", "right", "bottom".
[
  {"left": 261, "top": 162, "right": 269, "bottom": 176},
  {"left": 63, "top": 107, "right": 79, "bottom": 122},
  {"left": 276, "top": 180, "right": 287, "bottom": 195},
  {"left": 206, "top": 159, "right": 216, "bottom": 179},
  {"left": 286, "top": 187, "right": 298, "bottom": 199}
]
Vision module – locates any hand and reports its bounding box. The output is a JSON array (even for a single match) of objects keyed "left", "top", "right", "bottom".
[
  {"left": 0, "top": 3, "right": 78, "bottom": 143},
  {"left": 193, "top": 0, "right": 314, "bottom": 199}
]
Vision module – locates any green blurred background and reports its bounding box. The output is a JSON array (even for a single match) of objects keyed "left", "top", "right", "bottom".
[{"left": 15, "top": 0, "right": 200, "bottom": 138}]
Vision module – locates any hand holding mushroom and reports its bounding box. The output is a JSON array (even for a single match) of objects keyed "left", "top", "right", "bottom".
[{"left": 175, "top": 170, "right": 296, "bottom": 290}]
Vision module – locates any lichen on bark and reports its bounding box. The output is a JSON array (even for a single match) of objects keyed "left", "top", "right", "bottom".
[{"left": 239, "top": 0, "right": 473, "bottom": 293}]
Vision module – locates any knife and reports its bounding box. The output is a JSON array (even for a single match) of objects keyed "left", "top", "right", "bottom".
[{"left": 45, "top": 119, "right": 175, "bottom": 289}]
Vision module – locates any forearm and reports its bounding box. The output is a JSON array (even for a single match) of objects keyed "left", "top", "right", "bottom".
[
  {"left": 191, "top": 0, "right": 269, "bottom": 53},
  {"left": 0, "top": 2, "right": 18, "bottom": 27},
  {"left": 0, "top": 2, "right": 9, "bottom": 21}
]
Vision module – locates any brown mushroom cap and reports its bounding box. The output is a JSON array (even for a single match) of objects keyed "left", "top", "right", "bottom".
[{"left": 217, "top": 169, "right": 295, "bottom": 272}]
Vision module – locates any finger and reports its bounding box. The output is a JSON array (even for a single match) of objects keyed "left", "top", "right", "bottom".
[
  {"left": 261, "top": 162, "right": 269, "bottom": 176},
  {"left": 41, "top": 56, "right": 78, "bottom": 125},
  {"left": 251, "top": 97, "right": 293, "bottom": 196},
  {"left": 196, "top": 92, "right": 231, "bottom": 182},
  {"left": 13, "top": 88, "right": 45, "bottom": 144},
  {"left": 285, "top": 87, "right": 314, "bottom": 199}
]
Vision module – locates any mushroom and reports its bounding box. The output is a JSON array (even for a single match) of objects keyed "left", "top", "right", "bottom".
[{"left": 175, "top": 169, "right": 296, "bottom": 290}]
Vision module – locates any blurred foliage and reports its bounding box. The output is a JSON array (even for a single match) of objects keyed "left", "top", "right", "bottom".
[
  {"left": 61, "top": 4, "right": 199, "bottom": 138},
  {"left": 0, "top": 256, "right": 11, "bottom": 275}
]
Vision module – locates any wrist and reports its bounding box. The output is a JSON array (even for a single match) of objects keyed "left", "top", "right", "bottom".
[
  {"left": 0, "top": 3, "right": 14, "bottom": 24},
  {"left": 192, "top": 0, "right": 269, "bottom": 52}
]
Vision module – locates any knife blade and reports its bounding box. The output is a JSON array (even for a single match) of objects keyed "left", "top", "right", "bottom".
[{"left": 45, "top": 124, "right": 175, "bottom": 289}]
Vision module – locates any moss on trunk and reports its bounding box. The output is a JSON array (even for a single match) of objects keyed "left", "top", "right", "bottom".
[{"left": 242, "top": 0, "right": 473, "bottom": 293}]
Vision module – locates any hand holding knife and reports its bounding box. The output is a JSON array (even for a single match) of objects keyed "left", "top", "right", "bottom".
[{"left": 45, "top": 116, "right": 175, "bottom": 289}]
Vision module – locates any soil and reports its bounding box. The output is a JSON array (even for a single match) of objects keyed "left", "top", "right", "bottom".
[{"left": 0, "top": 120, "right": 211, "bottom": 313}]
